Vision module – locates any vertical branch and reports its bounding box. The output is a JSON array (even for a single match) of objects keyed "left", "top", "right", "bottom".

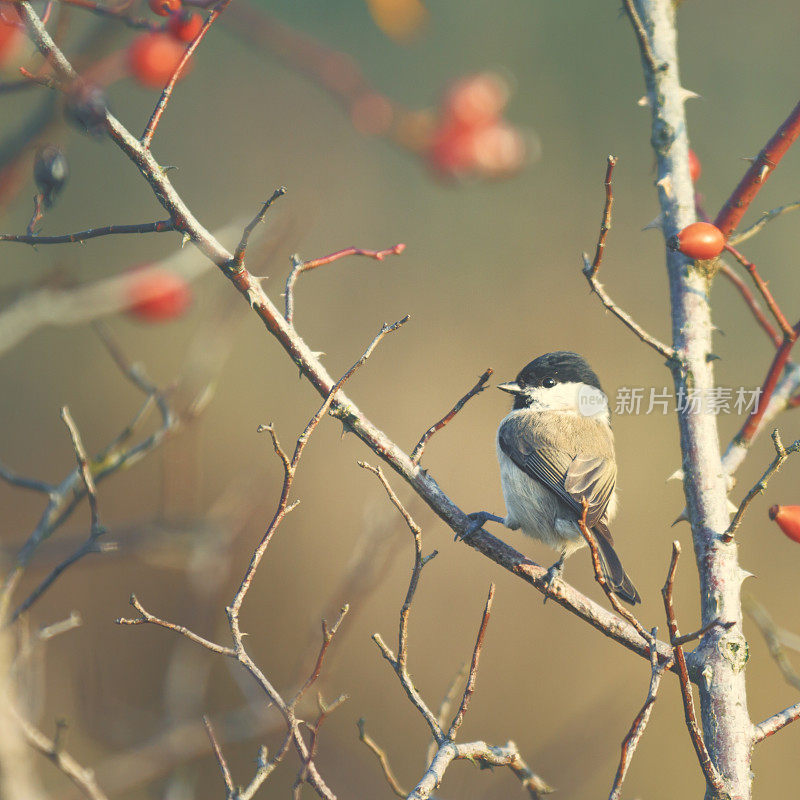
[{"left": 629, "top": 2, "right": 753, "bottom": 798}]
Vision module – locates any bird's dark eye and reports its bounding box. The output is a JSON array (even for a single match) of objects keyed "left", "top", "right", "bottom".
[{"left": 542, "top": 376, "right": 557, "bottom": 388}]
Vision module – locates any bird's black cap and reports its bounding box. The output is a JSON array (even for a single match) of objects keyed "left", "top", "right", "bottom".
[{"left": 515, "top": 351, "right": 603, "bottom": 392}]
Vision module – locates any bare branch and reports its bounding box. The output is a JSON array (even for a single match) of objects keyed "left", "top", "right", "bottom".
[
  {"left": 408, "top": 740, "right": 553, "bottom": 800},
  {"left": 743, "top": 595, "right": 800, "bottom": 692},
  {"left": 60, "top": 407, "right": 102, "bottom": 535},
  {"left": 609, "top": 628, "right": 667, "bottom": 800},
  {"left": 360, "top": 461, "right": 443, "bottom": 741},
  {"left": 0, "top": 220, "right": 176, "bottom": 245},
  {"left": 284, "top": 243, "right": 405, "bottom": 325},
  {"left": 9, "top": 704, "right": 109, "bottom": 800},
  {"left": 290, "top": 606, "right": 350, "bottom": 708},
  {"left": 446, "top": 583, "right": 494, "bottom": 740},
  {"left": 662, "top": 543, "right": 727, "bottom": 796},
  {"left": 723, "top": 244, "right": 796, "bottom": 340},
  {"left": 202, "top": 716, "right": 234, "bottom": 797},
  {"left": 753, "top": 701, "right": 800, "bottom": 745},
  {"left": 232, "top": 187, "right": 286, "bottom": 269},
  {"left": 717, "top": 260, "right": 781, "bottom": 347},
  {"left": 723, "top": 429, "right": 800, "bottom": 541},
  {"left": 140, "top": 1, "right": 231, "bottom": 148},
  {"left": 117, "top": 594, "right": 236, "bottom": 656},
  {"left": 582, "top": 156, "right": 675, "bottom": 361},
  {"left": 410, "top": 368, "right": 493, "bottom": 464},
  {"left": 728, "top": 200, "right": 800, "bottom": 247},
  {"left": 356, "top": 719, "right": 407, "bottom": 798}
]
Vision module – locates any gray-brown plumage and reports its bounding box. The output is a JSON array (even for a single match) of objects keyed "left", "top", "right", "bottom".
[{"left": 467, "top": 351, "right": 640, "bottom": 605}]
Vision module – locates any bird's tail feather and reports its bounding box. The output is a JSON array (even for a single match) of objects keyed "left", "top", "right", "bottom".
[{"left": 594, "top": 533, "right": 641, "bottom": 605}]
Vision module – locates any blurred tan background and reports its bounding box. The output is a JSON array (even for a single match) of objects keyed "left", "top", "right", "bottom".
[{"left": 2, "top": 1, "right": 800, "bottom": 798}]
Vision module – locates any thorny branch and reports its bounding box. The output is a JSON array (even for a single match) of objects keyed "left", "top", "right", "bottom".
[
  {"left": 233, "top": 187, "right": 286, "bottom": 268},
  {"left": 140, "top": 0, "right": 230, "bottom": 148},
  {"left": 724, "top": 429, "right": 800, "bottom": 541}
]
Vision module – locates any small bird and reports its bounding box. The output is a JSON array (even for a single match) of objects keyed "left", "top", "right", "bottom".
[{"left": 464, "top": 351, "right": 640, "bottom": 605}]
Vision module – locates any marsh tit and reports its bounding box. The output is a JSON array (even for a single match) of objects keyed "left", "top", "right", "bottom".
[{"left": 465, "top": 351, "right": 640, "bottom": 605}]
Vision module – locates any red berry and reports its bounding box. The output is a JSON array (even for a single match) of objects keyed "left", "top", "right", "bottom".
[
  {"left": 127, "top": 269, "right": 192, "bottom": 322},
  {"left": 688, "top": 149, "right": 701, "bottom": 182},
  {"left": 769, "top": 505, "right": 800, "bottom": 544},
  {"left": 128, "top": 32, "right": 191, "bottom": 89},
  {"left": 670, "top": 222, "right": 725, "bottom": 260},
  {"left": 167, "top": 10, "right": 203, "bottom": 42},
  {"left": 443, "top": 73, "right": 509, "bottom": 128},
  {"left": 427, "top": 120, "right": 477, "bottom": 178},
  {"left": 149, "top": 0, "right": 181, "bottom": 16}
]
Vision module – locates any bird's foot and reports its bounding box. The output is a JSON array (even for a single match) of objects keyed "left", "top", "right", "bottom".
[
  {"left": 542, "top": 557, "right": 566, "bottom": 605},
  {"left": 457, "top": 511, "right": 504, "bottom": 542}
]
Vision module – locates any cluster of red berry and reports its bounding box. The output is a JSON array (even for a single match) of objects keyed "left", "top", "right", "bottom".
[
  {"left": 127, "top": 0, "right": 203, "bottom": 88},
  {"left": 426, "top": 73, "right": 526, "bottom": 181}
]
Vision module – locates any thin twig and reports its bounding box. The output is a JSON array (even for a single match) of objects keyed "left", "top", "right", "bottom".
[
  {"left": 608, "top": 628, "right": 668, "bottom": 800},
  {"left": 356, "top": 719, "right": 407, "bottom": 798},
  {"left": 723, "top": 244, "right": 796, "bottom": 340},
  {"left": 228, "top": 316, "right": 409, "bottom": 621},
  {"left": 581, "top": 156, "right": 675, "bottom": 361},
  {"left": 290, "top": 606, "right": 349, "bottom": 708},
  {"left": 723, "top": 429, "right": 800, "bottom": 541},
  {"left": 586, "top": 155, "right": 617, "bottom": 279},
  {"left": 140, "top": 1, "right": 230, "bottom": 148},
  {"left": 0, "top": 220, "right": 176, "bottom": 245},
  {"left": 202, "top": 716, "right": 234, "bottom": 796},
  {"left": 662, "top": 542, "right": 727, "bottom": 796},
  {"left": 446, "top": 583, "right": 494, "bottom": 740},
  {"left": 9, "top": 704, "right": 110, "bottom": 800},
  {"left": 728, "top": 200, "right": 800, "bottom": 247},
  {"left": 360, "top": 461, "right": 443, "bottom": 741},
  {"left": 232, "top": 187, "right": 286, "bottom": 269},
  {"left": 743, "top": 595, "right": 800, "bottom": 692},
  {"left": 410, "top": 368, "right": 493, "bottom": 464},
  {"left": 117, "top": 594, "right": 236, "bottom": 656},
  {"left": 284, "top": 244, "right": 405, "bottom": 325},
  {"left": 59, "top": 407, "right": 101, "bottom": 534},
  {"left": 718, "top": 261, "right": 781, "bottom": 347}
]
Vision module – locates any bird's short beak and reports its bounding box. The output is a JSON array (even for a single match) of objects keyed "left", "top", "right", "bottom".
[{"left": 497, "top": 381, "right": 523, "bottom": 395}]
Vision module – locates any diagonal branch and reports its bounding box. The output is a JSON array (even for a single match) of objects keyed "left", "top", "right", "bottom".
[
  {"left": 410, "top": 368, "right": 493, "bottom": 465},
  {"left": 582, "top": 156, "right": 675, "bottom": 361},
  {"left": 724, "top": 429, "right": 800, "bottom": 541}
]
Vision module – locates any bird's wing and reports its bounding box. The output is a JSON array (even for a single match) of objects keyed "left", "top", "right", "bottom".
[{"left": 498, "top": 415, "right": 616, "bottom": 535}]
